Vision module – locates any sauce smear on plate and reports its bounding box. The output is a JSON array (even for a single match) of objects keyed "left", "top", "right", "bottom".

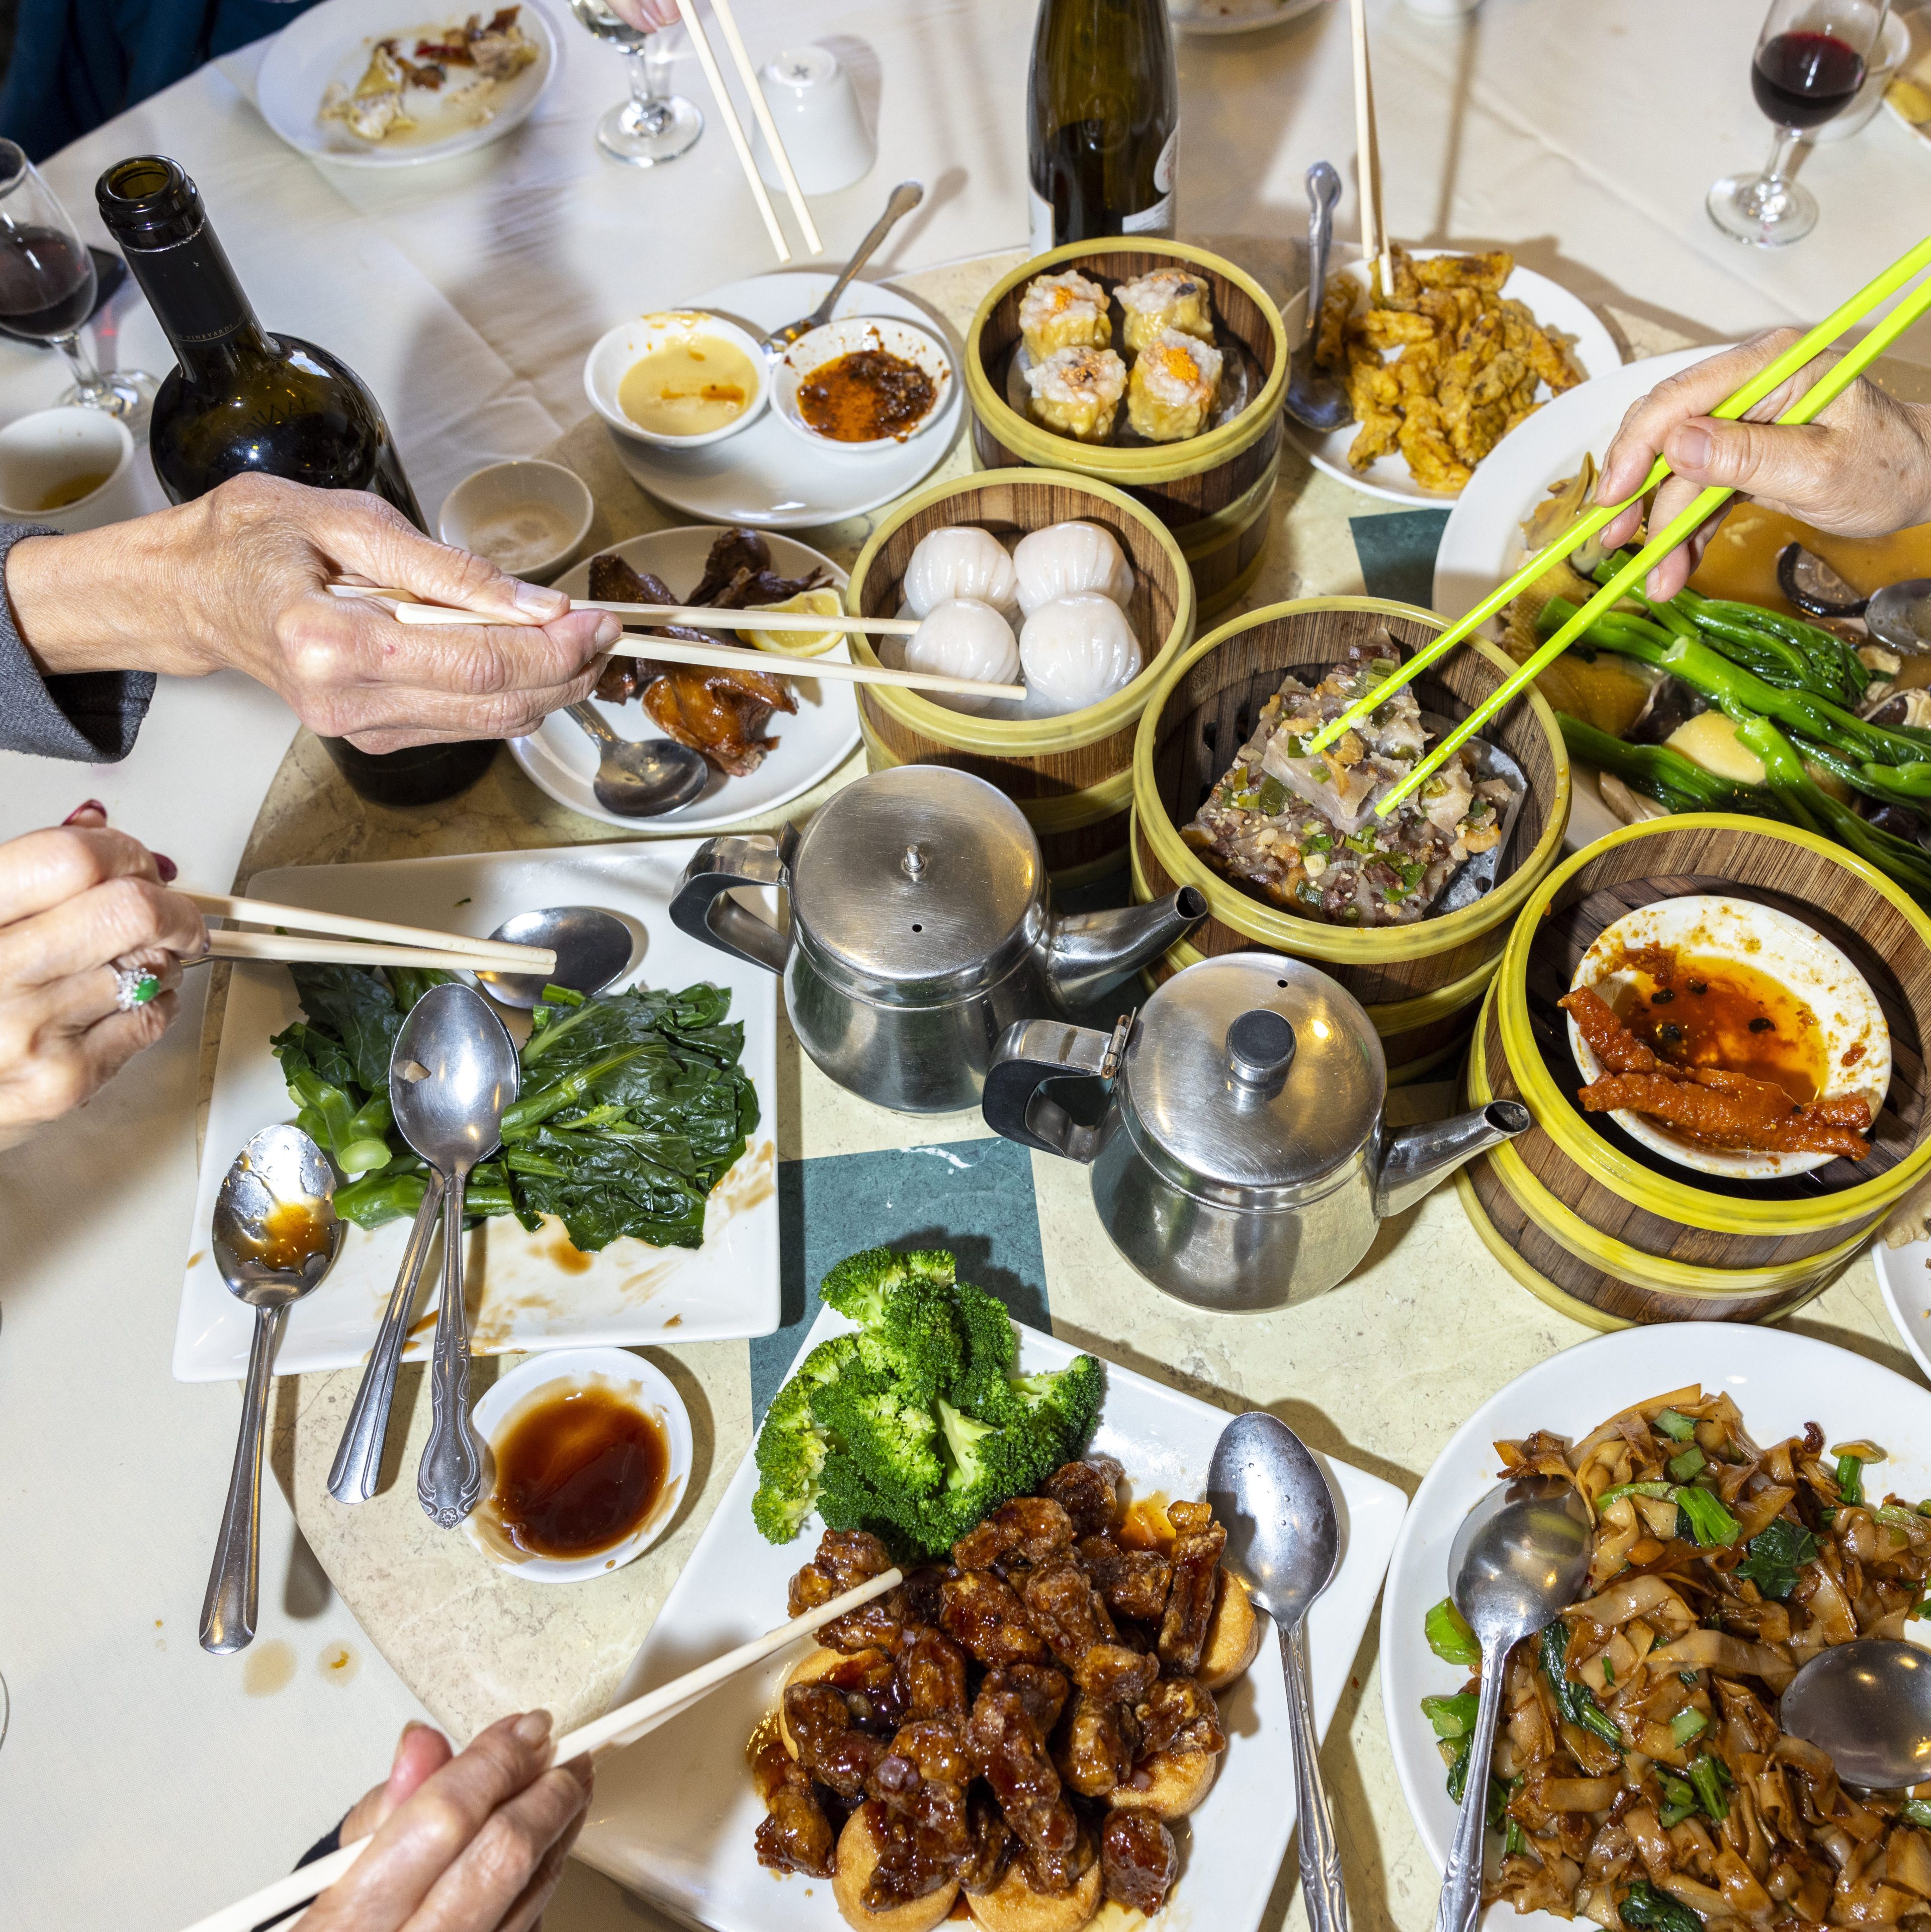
[{"left": 487, "top": 1383, "right": 669, "bottom": 1558}]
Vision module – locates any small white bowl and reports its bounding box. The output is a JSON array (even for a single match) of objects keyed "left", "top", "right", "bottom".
[
  {"left": 0, "top": 406, "right": 139, "bottom": 532},
  {"left": 584, "top": 310, "right": 769, "bottom": 449},
  {"left": 465, "top": 1347, "right": 691, "bottom": 1584},
  {"left": 771, "top": 316, "right": 954, "bottom": 452},
  {"left": 1566, "top": 894, "right": 1890, "bottom": 1181},
  {"left": 438, "top": 459, "right": 594, "bottom": 582}
]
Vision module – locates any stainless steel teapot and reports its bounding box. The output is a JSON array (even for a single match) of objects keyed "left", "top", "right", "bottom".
[
  {"left": 669, "top": 766, "right": 1205, "bottom": 1114},
  {"left": 981, "top": 950, "right": 1529, "bottom": 1310}
]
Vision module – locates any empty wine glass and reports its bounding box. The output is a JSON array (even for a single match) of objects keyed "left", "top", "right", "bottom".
[
  {"left": 569, "top": 0, "right": 705, "bottom": 166},
  {"left": 1708, "top": 0, "right": 1891, "bottom": 247},
  {"left": 0, "top": 141, "right": 155, "bottom": 420}
]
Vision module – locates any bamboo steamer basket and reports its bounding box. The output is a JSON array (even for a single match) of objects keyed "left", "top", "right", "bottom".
[
  {"left": 1462, "top": 814, "right": 1931, "bottom": 1326},
  {"left": 963, "top": 240, "right": 1286, "bottom": 618},
  {"left": 845, "top": 469, "right": 1194, "bottom": 881},
  {"left": 1130, "top": 596, "right": 1570, "bottom": 1057}
]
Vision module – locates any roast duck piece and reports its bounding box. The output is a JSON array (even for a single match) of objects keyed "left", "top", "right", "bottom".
[{"left": 588, "top": 527, "right": 830, "bottom": 778}]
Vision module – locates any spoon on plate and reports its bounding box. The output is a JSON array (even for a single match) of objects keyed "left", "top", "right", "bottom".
[
  {"left": 565, "top": 702, "right": 710, "bottom": 818},
  {"left": 1780, "top": 1637, "right": 1931, "bottom": 1788},
  {"left": 1208, "top": 1412, "right": 1350, "bottom": 1932},
  {"left": 202, "top": 1124, "right": 342, "bottom": 1653},
  {"left": 761, "top": 180, "right": 925, "bottom": 355},
  {"left": 474, "top": 906, "right": 637, "bottom": 1010},
  {"left": 1867, "top": 579, "right": 1931, "bottom": 655},
  {"left": 1286, "top": 162, "right": 1352, "bottom": 435},
  {"left": 1432, "top": 1476, "right": 1594, "bottom": 1932},
  {"left": 391, "top": 983, "right": 520, "bottom": 1529}
]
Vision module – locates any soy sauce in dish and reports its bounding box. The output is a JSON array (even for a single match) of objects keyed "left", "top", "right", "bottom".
[
  {"left": 487, "top": 1381, "right": 669, "bottom": 1559},
  {"left": 797, "top": 348, "right": 936, "bottom": 442}
]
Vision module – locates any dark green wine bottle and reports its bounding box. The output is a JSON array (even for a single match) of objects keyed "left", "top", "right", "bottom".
[{"left": 1026, "top": 0, "right": 1179, "bottom": 254}]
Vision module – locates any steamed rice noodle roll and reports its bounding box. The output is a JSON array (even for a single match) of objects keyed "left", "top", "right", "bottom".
[
  {"left": 902, "top": 526, "right": 1020, "bottom": 619},
  {"left": 903, "top": 598, "right": 1021, "bottom": 715},
  {"left": 1024, "top": 346, "right": 1127, "bottom": 445},
  {"left": 1019, "top": 593, "right": 1143, "bottom": 715},
  {"left": 1115, "top": 268, "right": 1215, "bottom": 355},
  {"left": 1127, "top": 329, "right": 1222, "bottom": 443},
  {"left": 1018, "top": 268, "right": 1112, "bottom": 362},
  {"left": 1013, "top": 521, "right": 1134, "bottom": 616}
]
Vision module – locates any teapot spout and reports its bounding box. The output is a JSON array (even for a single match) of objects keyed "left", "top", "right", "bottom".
[
  {"left": 1043, "top": 887, "right": 1207, "bottom": 1009},
  {"left": 1373, "top": 1100, "right": 1530, "bottom": 1218}
]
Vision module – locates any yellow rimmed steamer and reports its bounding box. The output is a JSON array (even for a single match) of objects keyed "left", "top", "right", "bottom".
[
  {"left": 1461, "top": 815, "right": 1931, "bottom": 1327},
  {"left": 1130, "top": 597, "right": 1571, "bottom": 1078},
  {"left": 964, "top": 240, "right": 1287, "bottom": 620},
  {"left": 845, "top": 469, "right": 1194, "bottom": 885}
]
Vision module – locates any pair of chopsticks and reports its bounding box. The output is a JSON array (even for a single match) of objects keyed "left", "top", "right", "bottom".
[
  {"left": 1348, "top": 0, "right": 1392, "bottom": 297},
  {"left": 179, "top": 1566, "right": 903, "bottom": 1932},
  {"left": 325, "top": 583, "right": 1028, "bottom": 703},
  {"left": 184, "top": 891, "right": 558, "bottom": 977},
  {"left": 674, "top": 0, "right": 820, "bottom": 264},
  {"left": 1308, "top": 231, "right": 1931, "bottom": 817}
]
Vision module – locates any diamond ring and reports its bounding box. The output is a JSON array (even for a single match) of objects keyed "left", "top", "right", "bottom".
[{"left": 112, "top": 966, "right": 161, "bottom": 1011}]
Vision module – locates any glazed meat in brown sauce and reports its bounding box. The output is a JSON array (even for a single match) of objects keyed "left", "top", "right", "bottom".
[{"left": 752, "top": 1463, "right": 1247, "bottom": 1922}]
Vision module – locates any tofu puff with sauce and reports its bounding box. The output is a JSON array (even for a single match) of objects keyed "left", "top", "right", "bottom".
[
  {"left": 752, "top": 1468, "right": 1259, "bottom": 1929},
  {"left": 1019, "top": 270, "right": 1113, "bottom": 362}
]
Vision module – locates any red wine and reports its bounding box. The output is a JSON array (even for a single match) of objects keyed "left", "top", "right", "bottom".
[
  {"left": 0, "top": 224, "right": 96, "bottom": 341},
  {"left": 1752, "top": 30, "right": 1865, "bottom": 129}
]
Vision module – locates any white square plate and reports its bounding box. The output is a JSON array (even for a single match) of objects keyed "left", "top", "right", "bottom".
[
  {"left": 176, "top": 839, "right": 779, "bottom": 1382},
  {"left": 574, "top": 1306, "right": 1409, "bottom": 1931}
]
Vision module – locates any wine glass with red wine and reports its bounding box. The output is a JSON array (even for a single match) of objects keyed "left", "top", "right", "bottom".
[
  {"left": 1709, "top": 0, "right": 1890, "bottom": 246},
  {"left": 0, "top": 141, "right": 155, "bottom": 419}
]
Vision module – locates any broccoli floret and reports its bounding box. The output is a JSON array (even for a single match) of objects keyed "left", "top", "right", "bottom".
[
  {"left": 819, "top": 1245, "right": 955, "bottom": 1328},
  {"left": 816, "top": 1456, "right": 931, "bottom": 1548},
  {"left": 923, "top": 1398, "right": 1037, "bottom": 1550},
  {"left": 946, "top": 1277, "right": 1024, "bottom": 1424},
  {"left": 813, "top": 1370, "right": 945, "bottom": 1498},
  {"left": 1012, "top": 1355, "right": 1104, "bottom": 1468},
  {"left": 748, "top": 1333, "right": 858, "bottom": 1543},
  {"left": 855, "top": 1275, "right": 963, "bottom": 1407}
]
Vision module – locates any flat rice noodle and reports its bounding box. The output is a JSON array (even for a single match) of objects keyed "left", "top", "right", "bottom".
[
  {"left": 1889, "top": 1829, "right": 1931, "bottom": 1900},
  {"left": 1624, "top": 1806, "right": 1675, "bottom": 1884},
  {"left": 1834, "top": 1869, "right": 1920, "bottom": 1923},
  {"left": 1636, "top": 1493, "right": 1682, "bottom": 1538},
  {"left": 1715, "top": 1679, "right": 1779, "bottom": 1755},
  {"left": 1764, "top": 1440, "right": 1795, "bottom": 1486},
  {"left": 1659, "top": 1873, "right": 1730, "bottom": 1917},
  {"left": 1573, "top": 1573, "right": 1694, "bottom": 1633},
  {"left": 1536, "top": 1776, "right": 1623, "bottom": 1814},
  {"left": 1568, "top": 1386, "right": 1703, "bottom": 1467},
  {"left": 1561, "top": 1720, "right": 1624, "bottom": 1776},
  {"left": 1714, "top": 1845, "right": 1777, "bottom": 1922},
  {"left": 1647, "top": 1629, "right": 1797, "bottom": 1693},
  {"left": 1791, "top": 1564, "right": 1860, "bottom": 1654}
]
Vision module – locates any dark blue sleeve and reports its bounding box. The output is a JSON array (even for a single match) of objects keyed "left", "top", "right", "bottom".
[{"left": 251, "top": 1816, "right": 346, "bottom": 1931}]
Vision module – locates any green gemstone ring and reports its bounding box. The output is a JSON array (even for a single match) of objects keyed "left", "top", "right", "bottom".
[{"left": 112, "top": 966, "right": 160, "bottom": 1011}]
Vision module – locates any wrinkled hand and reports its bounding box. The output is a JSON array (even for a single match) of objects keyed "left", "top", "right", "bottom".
[
  {"left": 1595, "top": 329, "right": 1931, "bottom": 602},
  {"left": 0, "top": 806, "right": 206, "bottom": 1150},
  {"left": 306, "top": 1713, "right": 592, "bottom": 1932},
  {"left": 600, "top": 0, "right": 681, "bottom": 29},
  {"left": 6, "top": 474, "right": 621, "bottom": 752}
]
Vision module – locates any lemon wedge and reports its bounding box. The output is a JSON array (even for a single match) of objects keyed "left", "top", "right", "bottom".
[{"left": 737, "top": 589, "right": 846, "bottom": 658}]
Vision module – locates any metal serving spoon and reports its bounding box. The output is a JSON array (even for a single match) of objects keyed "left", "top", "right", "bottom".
[
  {"left": 1868, "top": 579, "right": 1931, "bottom": 655},
  {"left": 1780, "top": 1638, "right": 1931, "bottom": 1789},
  {"left": 566, "top": 702, "right": 709, "bottom": 818},
  {"left": 1433, "top": 1477, "right": 1594, "bottom": 1932},
  {"left": 202, "top": 1124, "right": 342, "bottom": 1653},
  {"left": 390, "top": 983, "right": 520, "bottom": 1529},
  {"left": 1286, "top": 162, "right": 1352, "bottom": 434},
  {"left": 1208, "top": 1413, "right": 1350, "bottom": 1932},
  {"left": 474, "top": 906, "right": 636, "bottom": 1010},
  {"left": 761, "top": 179, "right": 925, "bottom": 354}
]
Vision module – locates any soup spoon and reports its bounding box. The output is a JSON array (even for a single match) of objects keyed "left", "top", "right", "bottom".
[
  {"left": 1780, "top": 1637, "right": 1931, "bottom": 1789},
  {"left": 1286, "top": 162, "right": 1351, "bottom": 435},
  {"left": 565, "top": 701, "right": 709, "bottom": 817},
  {"left": 1867, "top": 578, "right": 1931, "bottom": 655},
  {"left": 474, "top": 906, "right": 636, "bottom": 1010},
  {"left": 762, "top": 180, "right": 925, "bottom": 354}
]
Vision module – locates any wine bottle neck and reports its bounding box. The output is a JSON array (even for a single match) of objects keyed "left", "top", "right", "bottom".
[{"left": 118, "top": 218, "right": 274, "bottom": 383}]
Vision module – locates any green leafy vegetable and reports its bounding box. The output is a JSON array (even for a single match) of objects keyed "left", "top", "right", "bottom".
[
  {"left": 1656, "top": 1770, "right": 1700, "bottom": 1829},
  {"left": 1674, "top": 1487, "right": 1742, "bottom": 1549},
  {"left": 1620, "top": 1879, "right": 1703, "bottom": 1932},
  {"left": 1686, "top": 1752, "right": 1731, "bottom": 1822},
  {"left": 1671, "top": 1707, "right": 1708, "bottom": 1746},
  {"left": 1667, "top": 1446, "right": 1707, "bottom": 1483},
  {"left": 1422, "top": 1693, "right": 1480, "bottom": 1740},
  {"left": 1902, "top": 1798, "right": 1931, "bottom": 1831},
  {"left": 1653, "top": 1409, "right": 1699, "bottom": 1443},
  {"left": 1539, "top": 1621, "right": 1622, "bottom": 1750},
  {"left": 1735, "top": 1517, "right": 1820, "bottom": 1600},
  {"left": 1836, "top": 1454, "right": 1865, "bottom": 1506},
  {"left": 1425, "top": 1598, "right": 1481, "bottom": 1666}
]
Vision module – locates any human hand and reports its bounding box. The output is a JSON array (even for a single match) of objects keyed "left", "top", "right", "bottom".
[
  {"left": 600, "top": 0, "right": 681, "bottom": 29},
  {"left": 0, "top": 805, "right": 206, "bottom": 1151},
  {"left": 5, "top": 474, "right": 622, "bottom": 752},
  {"left": 305, "top": 1712, "right": 592, "bottom": 1932},
  {"left": 1594, "top": 329, "right": 1931, "bottom": 601}
]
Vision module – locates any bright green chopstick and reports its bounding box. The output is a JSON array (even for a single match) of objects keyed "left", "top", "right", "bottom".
[
  {"left": 1304, "top": 231, "right": 1931, "bottom": 759},
  {"left": 1372, "top": 261, "right": 1931, "bottom": 818}
]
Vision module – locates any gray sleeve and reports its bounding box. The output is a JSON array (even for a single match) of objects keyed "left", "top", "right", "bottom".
[{"left": 0, "top": 522, "right": 155, "bottom": 762}]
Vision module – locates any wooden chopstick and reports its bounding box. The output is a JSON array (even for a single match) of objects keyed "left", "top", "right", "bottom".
[
  {"left": 1304, "top": 232, "right": 1931, "bottom": 764},
  {"left": 183, "top": 891, "right": 553, "bottom": 970},
  {"left": 706, "top": 0, "right": 823, "bottom": 256},
  {"left": 674, "top": 0, "right": 790, "bottom": 264},
  {"left": 178, "top": 1567, "right": 905, "bottom": 1932},
  {"left": 1374, "top": 260, "right": 1931, "bottom": 817},
  {"left": 1348, "top": 0, "right": 1391, "bottom": 297},
  {"left": 324, "top": 584, "right": 920, "bottom": 637},
  {"left": 207, "top": 932, "right": 556, "bottom": 974}
]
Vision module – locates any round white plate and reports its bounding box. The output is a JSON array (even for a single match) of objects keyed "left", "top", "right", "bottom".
[
  {"left": 604, "top": 273, "right": 965, "bottom": 530},
  {"left": 1168, "top": 0, "right": 1325, "bottom": 33},
  {"left": 1281, "top": 250, "right": 1623, "bottom": 506},
  {"left": 508, "top": 526, "right": 859, "bottom": 830},
  {"left": 1381, "top": 1322, "right": 1931, "bottom": 1932},
  {"left": 1875, "top": 1239, "right": 1931, "bottom": 1384},
  {"left": 256, "top": 0, "right": 560, "bottom": 167}
]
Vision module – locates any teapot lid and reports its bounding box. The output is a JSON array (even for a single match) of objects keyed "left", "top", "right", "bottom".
[
  {"left": 790, "top": 767, "right": 1044, "bottom": 999},
  {"left": 1119, "top": 951, "right": 1386, "bottom": 1195}
]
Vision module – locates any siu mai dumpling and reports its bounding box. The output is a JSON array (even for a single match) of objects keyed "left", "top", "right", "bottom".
[
  {"left": 1019, "top": 594, "right": 1143, "bottom": 715},
  {"left": 902, "top": 526, "right": 1019, "bottom": 619},
  {"left": 1019, "top": 268, "right": 1112, "bottom": 362},
  {"left": 1024, "top": 346, "right": 1127, "bottom": 445},
  {"left": 904, "top": 598, "right": 1021, "bottom": 714},
  {"left": 1115, "top": 268, "right": 1215, "bottom": 355},
  {"left": 1013, "top": 521, "right": 1134, "bottom": 615},
  {"left": 1127, "top": 329, "right": 1223, "bottom": 443}
]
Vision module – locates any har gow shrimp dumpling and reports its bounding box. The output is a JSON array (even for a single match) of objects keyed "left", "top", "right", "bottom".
[
  {"left": 1013, "top": 521, "right": 1134, "bottom": 615},
  {"left": 904, "top": 598, "right": 1021, "bottom": 714},
  {"left": 903, "top": 526, "right": 1020, "bottom": 618},
  {"left": 1019, "top": 593, "right": 1143, "bottom": 715},
  {"left": 1127, "top": 329, "right": 1223, "bottom": 443}
]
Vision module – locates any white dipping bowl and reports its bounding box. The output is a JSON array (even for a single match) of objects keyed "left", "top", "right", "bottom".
[
  {"left": 771, "top": 316, "right": 954, "bottom": 451},
  {"left": 465, "top": 1347, "right": 691, "bottom": 1583},
  {"left": 584, "top": 310, "right": 770, "bottom": 449},
  {"left": 0, "top": 406, "right": 138, "bottom": 531},
  {"left": 438, "top": 459, "right": 594, "bottom": 581},
  {"left": 1566, "top": 893, "right": 1890, "bottom": 1182}
]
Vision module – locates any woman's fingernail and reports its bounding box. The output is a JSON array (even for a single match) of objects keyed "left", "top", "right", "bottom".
[
  {"left": 514, "top": 1709, "right": 554, "bottom": 1747},
  {"left": 153, "top": 852, "right": 178, "bottom": 882},
  {"left": 1673, "top": 424, "right": 1712, "bottom": 470},
  {"left": 594, "top": 614, "right": 622, "bottom": 650},
  {"left": 63, "top": 800, "right": 106, "bottom": 825},
  {"left": 513, "top": 580, "right": 568, "bottom": 620}
]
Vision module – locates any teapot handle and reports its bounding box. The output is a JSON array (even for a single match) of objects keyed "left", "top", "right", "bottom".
[
  {"left": 981, "top": 1013, "right": 1132, "bottom": 1162},
  {"left": 669, "top": 832, "right": 794, "bottom": 976}
]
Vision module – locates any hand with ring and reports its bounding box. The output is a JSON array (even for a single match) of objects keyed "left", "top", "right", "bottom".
[{"left": 0, "top": 803, "right": 208, "bottom": 1150}]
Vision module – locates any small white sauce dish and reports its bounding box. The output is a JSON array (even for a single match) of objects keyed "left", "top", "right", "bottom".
[
  {"left": 438, "top": 458, "right": 594, "bottom": 582},
  {"left": 771, "top": 315, "right": 954, "bottom": 451},
  {"left": 584, "top": 310, "right": 769, "bottom": 449},
  {"left": 464, "top": 1346, "right": 691, "bottom": 1583},
  {"left": 1566, "top": 893, "right": 1890, "bottom": 1181}
]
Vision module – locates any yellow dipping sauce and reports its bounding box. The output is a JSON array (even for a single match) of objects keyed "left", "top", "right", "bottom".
[{"left": 618, "top": 333, "right": 757, "bottom": 437}]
